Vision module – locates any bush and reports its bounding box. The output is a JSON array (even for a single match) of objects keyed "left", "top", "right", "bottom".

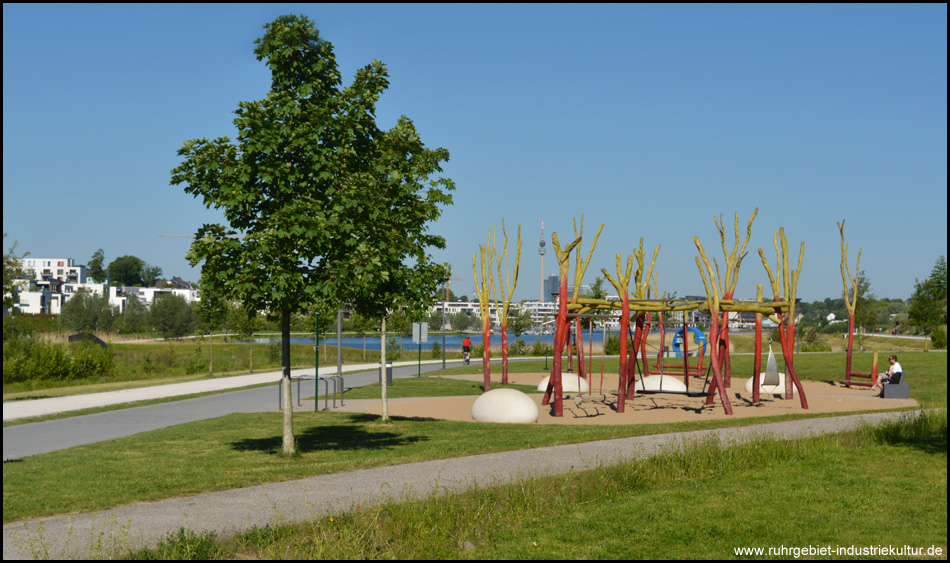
[
  {"left": 931, "top": 327, "right": 947, "bottom": 350},
  {"left": 430, "top": 341, "right": 441, "bottom": 360},
  {"left": 531, "top": 338, "right": 553, "bottom": 357},
  {"left": 509, "top": 338, "right": 527, "bottom": 356},
  {"left": 69, "top": 341, "right": 115, "bottom": 379},
  {"left": 1, "top": 339, "right": 115, "bottom": 383},
  {"left": 267, "top": 338, "right": 281, "bottom": 364}
]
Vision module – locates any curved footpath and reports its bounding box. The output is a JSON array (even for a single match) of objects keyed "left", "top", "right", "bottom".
[
  {"left": 2, "top": 411, "right": 916, "bottom": 559},
  {"left": 2, "top": 360, "right": 458, "bottom": 460}
]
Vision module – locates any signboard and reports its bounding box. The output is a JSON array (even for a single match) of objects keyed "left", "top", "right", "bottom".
[{"left": 412, "top": 322, "right": 428, "bottom": 343}]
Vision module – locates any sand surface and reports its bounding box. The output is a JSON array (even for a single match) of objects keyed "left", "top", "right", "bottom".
[{"left": 331, "top": 372, "right": 917, "bottom": 425}]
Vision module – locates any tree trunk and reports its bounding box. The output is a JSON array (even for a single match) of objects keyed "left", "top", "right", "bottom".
[
  {"left": 380, "top": 316, "right": 389, "bottom": 422},
  {"left": 281, "top": 310, "right": 295, "bottom": 455}
]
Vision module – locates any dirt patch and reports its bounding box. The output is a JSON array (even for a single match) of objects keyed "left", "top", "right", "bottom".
[{"left": 329, "top": 373, "right": 917, "bottom": 425}]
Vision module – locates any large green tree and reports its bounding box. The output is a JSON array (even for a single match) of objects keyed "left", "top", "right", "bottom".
[
  {"left": 172, "top": 15, "right": 454, "bottom": 450},
  {"left": 60, "top": 291, "right": 116, "bottom": 333},
  {"left": 149, "top": 293, "right": 196, "bottom": 340},
  {"left": 88, "top": 249, "right": 107, "bottom": 283},
  {"left": 108, "top": 255, "right": 144, "bottom": 286},
  {"left": 908, "top": 256, "right": 948, "bottom": 331}
]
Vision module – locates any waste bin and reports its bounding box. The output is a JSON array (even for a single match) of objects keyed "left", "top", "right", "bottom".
[{"left": 379, "top": 361, "right": 393, "bottom": 385}]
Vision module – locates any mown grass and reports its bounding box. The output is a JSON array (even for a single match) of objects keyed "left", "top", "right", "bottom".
[
  {"left": 2, "top": 407, "right": 903, "bottom": 524},
  {"left": 3, "top": 352, "right": 944, "bottom": 524},
  {"left": 126, "top": 410, "right": 946, "bottom": 560}
]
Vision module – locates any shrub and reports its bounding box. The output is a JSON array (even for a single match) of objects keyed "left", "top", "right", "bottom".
[
  {"left": 267, "top": 338, "right": 282, "bottom": 364},
  {"left": 509, "top": 338, "right": 527, "bottom": 356},
  {"left": 430, "top": 341, "right": 441, "bottom": 360},
  {"left": 931, "top": 327, "right": 947, "bottom": 350},
  {"left": 69, "top": 341, "right": 115, "bottom": 379},
  {"left": 531, "top": 338, "right": 554, "bottom": 357}
]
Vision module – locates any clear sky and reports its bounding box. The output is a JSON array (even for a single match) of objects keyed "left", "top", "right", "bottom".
[{"left": 3, "top": 4, "right": 946, "bottom": 303}]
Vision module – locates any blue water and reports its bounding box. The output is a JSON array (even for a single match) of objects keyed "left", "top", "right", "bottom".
[{"left": 253, "top": 331, "right": 603, "bottom": 351}]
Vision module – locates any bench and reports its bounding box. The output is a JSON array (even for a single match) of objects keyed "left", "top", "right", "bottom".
[{"left": 881, "top": 372, "right": 910, "bottom": 399}]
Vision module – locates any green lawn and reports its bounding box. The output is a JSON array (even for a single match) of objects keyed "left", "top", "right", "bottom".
[
  {"left": 3, "top": 352, "right": 945, "bottom": 525},
  {"left": 133, "top": 410, "right": 948, "bottom": 559}
]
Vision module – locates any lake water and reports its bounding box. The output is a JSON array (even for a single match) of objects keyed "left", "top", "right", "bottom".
[{"left": 252, "top": 331, "right": 601, "bottom": 351}]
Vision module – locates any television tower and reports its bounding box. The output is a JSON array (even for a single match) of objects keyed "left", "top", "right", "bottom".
[{"left": 538, "top": 221, "right": 546, "bottom": 301}]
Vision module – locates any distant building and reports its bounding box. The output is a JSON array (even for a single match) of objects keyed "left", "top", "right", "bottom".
[
  {"left": 19, "top": 258, "right": 87, "bottom": 284},
  {"left": 543, "top": 275, "right": 559, "bottom": 302}
]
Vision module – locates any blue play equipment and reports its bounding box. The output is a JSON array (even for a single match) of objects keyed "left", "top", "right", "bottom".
[{"left": 672, "top": 327, "right": 707, "bottom": 357}]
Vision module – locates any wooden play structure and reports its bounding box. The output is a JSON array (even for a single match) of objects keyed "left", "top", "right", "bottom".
[
  {"left": 473, "top": 221, "right": 523, "bottom": 390},
  {"left": 836, "top": 220, "right": 879, "bottom": 388},
  {"left": 526, "top": 211, "right": 810, "bottom": 417}
]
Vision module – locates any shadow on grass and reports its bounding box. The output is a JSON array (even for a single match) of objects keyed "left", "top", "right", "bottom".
[{"left": 230, "top": 414, "right": 430, "bottom": 455}]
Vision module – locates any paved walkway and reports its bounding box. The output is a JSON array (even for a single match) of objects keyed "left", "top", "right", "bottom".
[
  {"left": 2, "top": 410, "right": 915, "bottom": 559},
  {"left": 2, "top": 359, "right": 452, "bottom": 422}
]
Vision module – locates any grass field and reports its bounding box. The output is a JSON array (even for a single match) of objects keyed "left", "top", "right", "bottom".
[
  {"left": 131, "top": 410, "right": 947, "bottom": 559},
  {"left": 4, "top": 352, "right": 945, "bottom": 524}
]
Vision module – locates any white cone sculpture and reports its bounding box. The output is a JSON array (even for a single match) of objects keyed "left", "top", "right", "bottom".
[{"left": 745, "top": 345, "right": 787, "bottom": 394}]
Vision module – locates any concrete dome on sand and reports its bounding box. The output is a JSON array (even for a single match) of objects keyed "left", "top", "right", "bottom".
[
  {"left": 537, "top": 373, "right": 589, "bottom": 393},
  {"left": 471, "top": 388, "right": 539, "bottom": 423}
]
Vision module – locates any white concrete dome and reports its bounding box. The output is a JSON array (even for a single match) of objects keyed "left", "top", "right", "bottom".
[
  {"left": 536, "top": 374, "right": 590, "bottom": 393},
  {"left": 635, "top": 374, "right": 688, "bottom": 392},
  {"left": 745, "top": 373, "right": 787, "bottom": 394},
  {"left": 471, "top": 388, "right": 539, "bottom": 423}
]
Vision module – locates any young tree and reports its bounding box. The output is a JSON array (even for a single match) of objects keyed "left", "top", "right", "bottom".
[
  {"left": 508, "top": 308, "right": 534, "bottom": 338},
  {"left": 88, "top": 249, "right": 107, "bottom": 283},
  {"left": 149, "top": 294, "right": 196, "bottom": 339},
  {"left": 173, "top": 15, "right": 453, "bottom": 448},
  {"left": 195, "top": 283, "right": 229, "bottom": 375},
  {"left": 141, "top": 264, "right": 164, "bottom": 287},
  {"left": 3, "top": 232, "right": 28, "bottom": 314},
  {"left": 123, "top": 295, "right": 147, "bottom": 334},
  {"left": 60, "top": 291, "right": 116, "bottom": 333},
  {"left": 229, "top": 302, "right": 263, "bottom": 372}
]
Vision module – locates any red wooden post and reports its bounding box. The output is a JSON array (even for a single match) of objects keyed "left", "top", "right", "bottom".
[
  {"left": 500, "top": 324, "right": 508, "bottom": 385},
  {"left": 682, "top": 318, "right": 690, "bottom": 384},
  {"left": 542, "top": 275, "right": 570, "bottom": 416},
  {"left": 641, "top": 314, "right": 651, "bottom": 378},
  {"left": 616, "top": 294, "right": 630, "bottom": 413},
  {"left": 753, "top": 286, "right": 763, "bottom": 404},
  {"left": 482, "top": 321, "right": 491, "bottom": 392},
  {"left": 575, "top": 317, "right": 588, "bottom": 381},
  {"left": 704, "top": 308, "right": 734, "bottom": 415}
]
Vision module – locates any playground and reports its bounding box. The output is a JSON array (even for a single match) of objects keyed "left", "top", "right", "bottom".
[{"left": 331, "top": 373, "right": 918, "bottom": 425}]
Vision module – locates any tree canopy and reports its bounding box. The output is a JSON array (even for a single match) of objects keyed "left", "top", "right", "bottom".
[
  {"left": 108, "top": 255, "right": 144, "bottom": 286},
  {"left": 908, "top": 256, "right": 948, "bottom": 331}
]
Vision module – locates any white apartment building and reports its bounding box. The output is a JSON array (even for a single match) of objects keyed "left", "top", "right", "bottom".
[{"left": 19, "top": 258, "right": 87, "bottom": 284}]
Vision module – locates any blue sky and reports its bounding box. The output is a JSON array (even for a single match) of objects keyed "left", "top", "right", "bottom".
[{"left": 3, "top": 4, "right": 946, "bottom": 303}]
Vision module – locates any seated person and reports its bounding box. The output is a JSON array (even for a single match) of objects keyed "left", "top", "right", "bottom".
[{"left": 870, "top": 354, "right": 903, "bottom": 393}]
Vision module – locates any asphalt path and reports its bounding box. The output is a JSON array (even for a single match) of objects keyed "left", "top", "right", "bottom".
[{"left": 2, "top": 361, "right": 466, "bottom": 460}]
